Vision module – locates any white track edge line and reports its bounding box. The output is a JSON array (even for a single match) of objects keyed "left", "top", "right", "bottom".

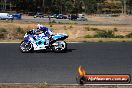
[{"left": 0, "top": 83, "right": 132, "bottom": 86}]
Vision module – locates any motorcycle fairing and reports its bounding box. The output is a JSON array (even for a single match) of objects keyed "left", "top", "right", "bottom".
[
  {"left": 24, "top": 34, "right": 49, "bottom": 50},
  {"left": 52, "top": 33, "right": 68, "bottom": 41}
]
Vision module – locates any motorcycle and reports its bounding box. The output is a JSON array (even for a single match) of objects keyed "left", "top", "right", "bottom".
[{"left": 19, "top": 30, "right": 68, "bottom": 53}]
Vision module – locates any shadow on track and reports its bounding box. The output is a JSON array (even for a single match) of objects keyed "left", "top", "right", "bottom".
[{"left": 32, "top": 48, "right": 77, "bottom": 53}]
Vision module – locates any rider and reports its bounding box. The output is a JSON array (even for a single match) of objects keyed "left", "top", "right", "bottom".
[
  {"left": 36, "top": 24, "right": 53, "bottom": 38},
  {"left": 27, "top": 24, "right": 54, "bottom": 43},
  {"left": 36, "top": 24, "right": 54, "bottom": 44}
]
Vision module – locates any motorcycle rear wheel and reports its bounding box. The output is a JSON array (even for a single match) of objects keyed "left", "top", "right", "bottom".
[{"left": 52, "top": 40, "right": 67, "bottom": 53}]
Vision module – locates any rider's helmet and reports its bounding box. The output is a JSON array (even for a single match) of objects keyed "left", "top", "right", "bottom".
[{"left": 37, "top": 24, "right": 45, "bottom": 29}]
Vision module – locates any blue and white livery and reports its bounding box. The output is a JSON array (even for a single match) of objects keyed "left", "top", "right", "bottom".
[{"left": 20, "top": 29, "right": 68, "bottom": 53}]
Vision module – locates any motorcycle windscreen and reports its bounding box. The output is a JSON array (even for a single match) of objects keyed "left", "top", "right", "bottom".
[{"left": 24, "top": 36, "right": 30, "bottom": 42}]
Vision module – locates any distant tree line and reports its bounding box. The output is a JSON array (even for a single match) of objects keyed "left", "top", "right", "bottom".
[{"left": 0, "top": 0, "right": 132, "bottom": 15}]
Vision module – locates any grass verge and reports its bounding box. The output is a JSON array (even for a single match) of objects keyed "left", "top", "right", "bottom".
[
  {"left": 0, "top": 40, "right": 21, "bottom": 43},
  {"left": 0, "top": 21, "right": 132, "bottom": 42},
  {"left": 1, "top": 38, "right": 132, "bottom": 43},
  {"left": 0, "top": 84, "right": 132, "bottom": 88}
]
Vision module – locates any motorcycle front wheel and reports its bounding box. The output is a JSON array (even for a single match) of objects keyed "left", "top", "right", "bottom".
[
  {"left": 20, "top": 41, "right": 33, "bottom": 53},
  {"left": 52, "top": 40, "right": 67, "bottom": 53}
]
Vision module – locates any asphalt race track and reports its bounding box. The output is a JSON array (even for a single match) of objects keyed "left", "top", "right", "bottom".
[{"left": 0, "top": 42, "right": 132, "bottom": 84}]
